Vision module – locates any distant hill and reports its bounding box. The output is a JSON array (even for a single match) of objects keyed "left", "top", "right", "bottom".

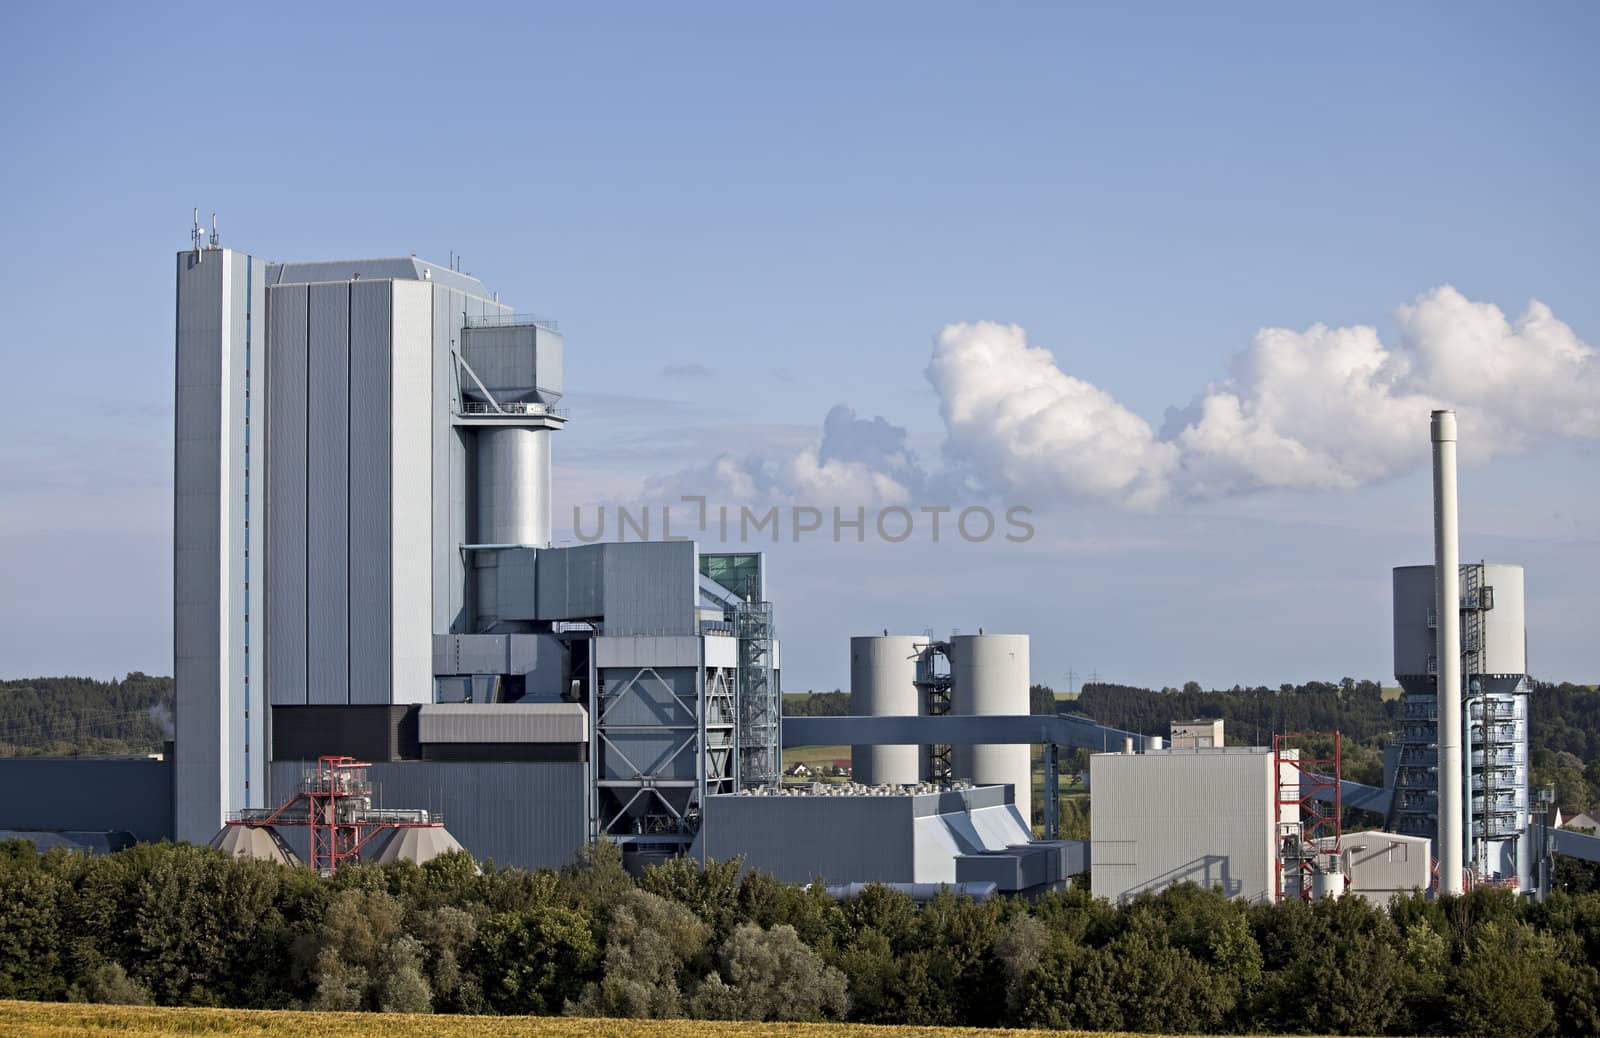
[{"left": 0, "top": 673, "right": 174, "bottom": 757}]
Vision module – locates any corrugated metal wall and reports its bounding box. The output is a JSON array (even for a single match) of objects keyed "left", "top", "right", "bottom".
[
  {"left": 268, "top": 760, "right": 587, "bottom": 870},
  {"left": 348, "top": 280, "right": 394, "bottom": 704},
  {"left": 701, "top": 795, "right": 915, "bottom": 884},
  {"left": 0, "top": 759, "right": 174, "bottom": 844},
  {"left": 266, "top": 284, "right": 310, "bottom": 706},
  {"left": 432, "top": 285, "right": 466, "bottom": 633},
  {"left": 603, "top": 541, "right": 697, "bottom": 635},
  {"left": 173, "top": 250, "right": 225, "bottom": 840},
  {"left": 418, "top": 704, "right": 588, "bottom": 744},
  {"left": 307, "top": 284, "right": 351, "bottom": 704}
]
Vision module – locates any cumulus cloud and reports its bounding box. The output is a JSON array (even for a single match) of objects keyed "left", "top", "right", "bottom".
[
  {"left": 927, "top": 321, "right": 1179, "bottom": 508},
  {"left": 1164, "top": 287, "right": 1599, "bottom": 496},
  {"left": 644, "top": 286, "right": 1599, "bottom": 511},
  {"left": 924, "top": 287, "right": 1598, "bottom": 505}
]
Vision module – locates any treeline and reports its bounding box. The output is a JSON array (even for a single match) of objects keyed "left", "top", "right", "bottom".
[
  {"left": 1531, "top": 683, "right": 1600, "bottom": 816},
  {"left": 782, "top": 691, "right": 849, "bottom": 716},
  {"left": 1070, "top": 679, "right": 1400, "bottom": 744},
  {"left": 2, "top": 839, "right": 1598, "bottom": 1035},
  {"left": 0, "top": 674, "right": 173, "bottom": 758}
]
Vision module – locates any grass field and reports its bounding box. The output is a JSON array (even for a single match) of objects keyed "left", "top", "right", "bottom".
[{"left": 0, "top": 1000, "right": 1144, "bottom": 1037}]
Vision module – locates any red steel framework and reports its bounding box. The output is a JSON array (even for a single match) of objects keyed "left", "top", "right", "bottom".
[
  {"left": 226, "top": 755, "right": 443, "bottom": 875},
  {"left": 1273, "top": 732, "right": 1343, "bottom": 901}
]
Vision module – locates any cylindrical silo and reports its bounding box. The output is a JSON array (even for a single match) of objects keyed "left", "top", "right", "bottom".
[
  {"left": 474, "top": 427, "right": 552, "bottom": 631},
  {"left": 950, "top": 634, "right": 1031, "bottom": 827},
  {"left": 477, "top": 427, "right": 552, "bottom": 547},
  {"left": 850, "top": 635, "right": 924, "bottom": 785}
]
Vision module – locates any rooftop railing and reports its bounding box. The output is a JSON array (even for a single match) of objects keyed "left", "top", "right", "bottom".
[{"left": 464, "top": 312, "right": 560, "bottom": 332}]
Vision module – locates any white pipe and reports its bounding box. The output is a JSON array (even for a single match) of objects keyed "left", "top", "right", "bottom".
[{"left": 1432, "top": 409, "right": 1464, "bottom": 895}]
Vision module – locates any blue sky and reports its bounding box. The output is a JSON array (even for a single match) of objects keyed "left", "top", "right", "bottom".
[{"left": 1, "top": 3, "right": 1595, "bottom": 690}]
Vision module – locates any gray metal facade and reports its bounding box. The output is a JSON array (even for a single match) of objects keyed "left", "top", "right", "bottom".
[
  {"left": 698, "top": 785, "right": 1033, "bottom": 886},
  {"left": 269, "top": 759, "right": 587, "bottom": 870},
  {"left": 348, "top": 279, "right": 395, "bottom": 704},
  {"left": 0, "top": 759, "right": 174, "bottom": 844},
  {"left": 174, "top": 247, "right": 265, "bottom": 841}
]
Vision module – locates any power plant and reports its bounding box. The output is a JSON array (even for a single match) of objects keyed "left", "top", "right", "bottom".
[{"left": 0, "top": 226, "right": 1596, "bottom": 898}]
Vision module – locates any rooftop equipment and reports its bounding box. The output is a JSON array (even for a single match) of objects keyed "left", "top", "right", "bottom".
[{"left": 223, "top": 755, "right": 447, "bottom": 875}]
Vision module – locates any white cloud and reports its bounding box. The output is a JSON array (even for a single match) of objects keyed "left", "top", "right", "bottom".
[
  {"left": 927, "top": 321, "right": 1179, "bottom": 508},
  {"left": 1167, "top": 287, "right": 1599, "bottom": 496},
  {"left": 640, "top": 286, "right": 1599, "bottom": 511}
]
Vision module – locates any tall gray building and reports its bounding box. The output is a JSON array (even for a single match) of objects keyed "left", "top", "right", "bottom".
[{"left": 174, "top": 235, "right": 780, "bottom": 868}]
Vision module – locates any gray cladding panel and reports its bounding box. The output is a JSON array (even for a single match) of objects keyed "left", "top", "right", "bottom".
[
  {"left": 174, "top": 251, "right": 225, "bottom": 841},
  {"left": 0, "top": 758, "right": 175, "bottom": 844},
  {"left": 536, "top": 543, "right": 605, "bottom": 619},
  {"left": 497, "top": 548, "right": 538, "bottom": 619},
  {"left": 602, "top": 541, "right": 697, "bottom": 635},
  {"left": 269, "top": 760, "right": 588, "bottom": 870},
  {"left": 702, "top": 795, "right": 915, "bottom": 885},
  {"left": 266, "top": 284, "right": 310, "bottom": 705},
  {"left": 307, "top": 283, "right": 350, "bottom": 704},
  {"left": 349, "top": 280, "right": 393, "bottom": 704}
]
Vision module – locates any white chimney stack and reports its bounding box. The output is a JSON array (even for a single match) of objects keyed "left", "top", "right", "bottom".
[{"left": 1432, "top": 409, "right": 1464, "bottom": 895}]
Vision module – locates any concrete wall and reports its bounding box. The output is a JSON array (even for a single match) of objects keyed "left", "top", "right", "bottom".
[{"left": 1091, "top": 748, "right": 1278, "bottom": 904}]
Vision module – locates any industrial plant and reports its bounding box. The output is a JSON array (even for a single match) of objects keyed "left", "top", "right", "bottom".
[{"left": 0, "top": 224, "right": 1595, "bottom": 898}]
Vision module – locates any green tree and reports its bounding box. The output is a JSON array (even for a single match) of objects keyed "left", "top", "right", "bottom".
[
  {"left": 641, "top": 855, "right": 744, "bottom": 941},
  {"left": 692, "top": 923, "right": 847, "bottom": 1022},
  {"left": 566, "top": 888, "right": 708, "bottom": 1018},
  {"left": 1445, "top": 921, "right": 1557, "bottom": 1037},
  {"left": 474, "top": 903, "right": 597, "bottom": 1015}
]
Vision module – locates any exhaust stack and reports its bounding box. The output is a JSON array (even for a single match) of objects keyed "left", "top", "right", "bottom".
[{"left": 1432, "top": 409, "right": 1464, "bottom": 895}]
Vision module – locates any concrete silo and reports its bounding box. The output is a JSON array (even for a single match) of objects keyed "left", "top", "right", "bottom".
[
  {"left": 850, "top": 635, "right": 925, "bottom": 785},
  {"left": 950, "top": 634, "right": 1032, "bottom": 827}
]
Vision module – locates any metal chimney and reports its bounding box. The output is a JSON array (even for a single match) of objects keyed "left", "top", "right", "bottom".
[{"left": 1432, "top": 409, "right": 1464, "bottom": 895}]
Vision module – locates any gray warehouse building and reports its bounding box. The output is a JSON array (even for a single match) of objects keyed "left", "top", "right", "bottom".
[{"left": 173, "top": 233, "right": 780, "bottom": 869}]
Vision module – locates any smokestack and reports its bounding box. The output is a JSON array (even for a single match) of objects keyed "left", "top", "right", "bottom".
[{"left": 1432, "top": 409, "right": 1464, "bottom": 895}]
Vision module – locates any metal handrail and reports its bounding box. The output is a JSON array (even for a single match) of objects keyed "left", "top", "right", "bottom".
[
  {"left": 464, "top": 312, "right": 560, "bottom": 332},
  {"left": 459, "top": 400, "right": 569, "bottom": 417}
]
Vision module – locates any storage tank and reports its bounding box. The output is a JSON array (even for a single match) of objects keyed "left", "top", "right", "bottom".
[
  {"left": 477, "top": 426, "right": 552, "bottom": 548},
  {"left": 850, "top": 635, "right": 924, "bottom": 785},
  {"left": 950, "top": 634, "right": 1031, "bottom": 827},
  {"left": 474, "top": 427, "right": 552, "bottom": 629}
]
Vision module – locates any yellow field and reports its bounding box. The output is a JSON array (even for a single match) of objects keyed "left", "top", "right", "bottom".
[{"left": 0, "top": 1000, "right": 1139, "bottom": 1037}]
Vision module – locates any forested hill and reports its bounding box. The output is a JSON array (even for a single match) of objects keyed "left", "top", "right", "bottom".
[
  {"left": 1071, "top": 679, "right": 1400, "bottom": 743},
  {"left": 0, "top": 673, "right": 173, "bottom": 757}
]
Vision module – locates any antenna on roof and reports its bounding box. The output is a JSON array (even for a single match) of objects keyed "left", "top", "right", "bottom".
[
  {"left": 191, "top": 208, "right": 203, "bottom": 263},
  {"left": 209, "top": 212, "right": 219, "bottom": 249}
]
